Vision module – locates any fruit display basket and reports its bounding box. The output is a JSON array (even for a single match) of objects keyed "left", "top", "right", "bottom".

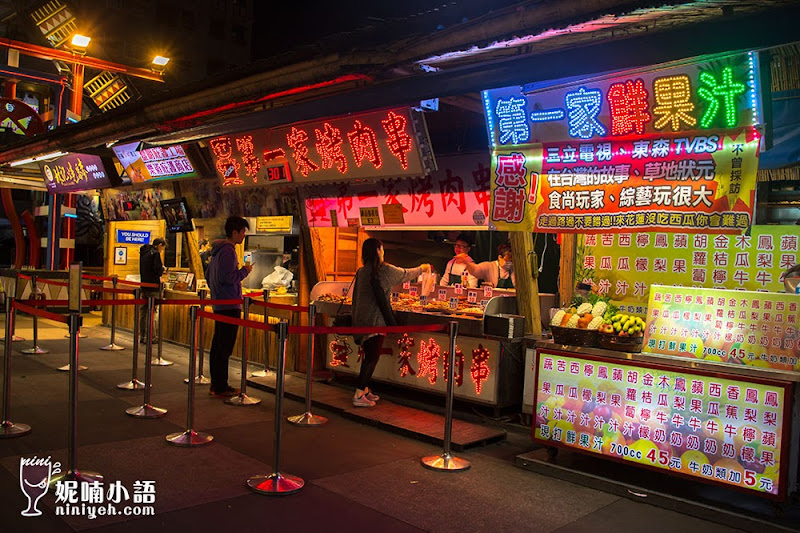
[
  {"left": 551, "top": 325, "right": 599, "bottom": 347},
  {"left": 598, "top": 332, "right": 643, "bottom": 353}
]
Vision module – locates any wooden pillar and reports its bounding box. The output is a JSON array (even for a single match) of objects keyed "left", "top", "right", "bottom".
[
  {"left": 510, "top": 231, "right": 541, "bottom": 337},
  {"left": 558, "top": 234, "right": 577, "bottom": 307},
  {"left": 173, "top": 182, "right": 204, "bottom": 283}
]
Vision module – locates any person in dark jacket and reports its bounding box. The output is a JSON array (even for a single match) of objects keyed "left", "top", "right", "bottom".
[
  {"left": 138, "top": 238, "right": 166, "bottom": 342},
  {"left": 206, "top": 216, "right": 253, "bottom": 397}
]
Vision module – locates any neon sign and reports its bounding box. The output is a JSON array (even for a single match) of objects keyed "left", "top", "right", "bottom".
[
  {"left": 209, "top": 108, "right": 436, "bottom": 187},
  {"left": 483, "top": 51, "right": 761, "bottom": 145}
]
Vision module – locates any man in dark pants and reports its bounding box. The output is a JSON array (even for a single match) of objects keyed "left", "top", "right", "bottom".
[
  {"left": 138, "top": 238, "right": 166, "bottom": 343},
  {"left": 206, "top": 216, "right": 252, "bottom": 398}
]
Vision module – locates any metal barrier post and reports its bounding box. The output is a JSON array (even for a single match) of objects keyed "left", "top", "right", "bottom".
[
  {"left": 125, "top": 296, "right": 167, "bottom": 418},
  {"left": 250, "top": 292, "right": 270, "bottom": 378},
  {"left": 100, "top": 275, "right": 124, "bottom": 351},
  {"left": 1, "top": 297, "right": 31, "bottom": 438},
  {"left": 185, "top": 289, "right": 210, "bottom": 384},
  {"left": 118, "top": 288, "right": 145, "bottom": 390},
  {"left": 247, "top": 320, "right": 304, "bottom": 495},
  {"left": 21, "top": 275, "right": 49, "bottom": 354},
  {"left": 421, "top": 321, "right": 471, "bottom": 472},
  {"left": 227, "top": 296, "right": 261, "bottom": 406},
  {"left": 11, "top": 272, "right": 24, "bottom": 342},
  {"left": 288, "top": 303, "right": 327, "bottom": 426},
  {"left": 151, "top": 283, "right": 173, "bottom": 366},
  {"left": 168, "top": 306, "right": 212, "bottom": 446}
]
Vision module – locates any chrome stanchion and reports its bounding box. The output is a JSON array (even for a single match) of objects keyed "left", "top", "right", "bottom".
[
  {"left": 11, "top": 273, "right": 24, "bottom": 342},
  {"left": 227, "top": 297, "right": 261, "bottom": 406},
  {"left": 21, "top": 275, "right": 49, "bottom": 355},
  {"left": 100, "top": 275, "right": 124, "bottom": 351},
  {"left": 151, "top": 284, "right": 173, "bottom": 366},
  {"left": 1, "top": 298, "right": 31, "bottom": 438},
  {"left": 185, "top": 289, "right": 210, "bottom": 384},
  {"left": 126, "top": 296, "right": 167, "bottom": 418},
  {"left": 421, "top": 321, "right": 471, "bottom": 472},
  {"left": 288, "top": 303, "right": 326, "bottom": 426},
  {"left": 168, "top": 306, "right": 213, "bottom": 446},
  {"left": 57, "top": 282, "right": 102, "bottom": 483},
  {"left": 250, "top": 292, "right": 270, "bottom": 378},
  {"left": 247, "top": 320, "right": 304, "bottom": 495},
  {"left": 118, "top": 288, "right": 145, "bottom": 390}
]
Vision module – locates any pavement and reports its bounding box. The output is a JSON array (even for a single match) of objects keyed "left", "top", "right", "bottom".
[{"left": 0, "top": 310, "right": 776, "bottom": 532}]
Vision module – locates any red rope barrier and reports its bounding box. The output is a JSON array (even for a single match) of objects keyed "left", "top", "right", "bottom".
[
  {"left": 245, "top": 290, "right": 264, "bottom": 298},
  {"left": 158, "top": 298, "right": 243, "bottom": 306},
  {"left": 30, "top": 278, "right": 69, "bottom": 287},
  {"left": 23, "top": 299, "right": 70, "bottom": 307},
  {"left": 83, "top": 299, "right": 147, "bottom": 306},
  {"left": 288, "top": 323, "right": 448, "bottom": 336},
  {"left": 82, "top": 274, "right": 115, "bottom": 282},
  {"left": 13, "top": 301, "right": 68, "bottom": 324},
  {"left": 81, "top": 284, "right": 136, "bottom": 295},
  {"left": 250, "top": 299, "right": 309, "bottom": 313},
  {"left": 197, "top": 310, "right": 275, "bottom": 332}
]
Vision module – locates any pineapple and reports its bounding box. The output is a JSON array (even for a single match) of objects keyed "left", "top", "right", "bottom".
[
  {"left": 591, "top": 301, "right": 607, "bottom": 317},
  {"left": 587, "top": 316, "right": 604, "bottom": 330},
  {"left": 565, "top": 314, "right": 580, "bottom": 328},
  {"left": 576, "top": 303, "right": 593, "bottom": 316}
]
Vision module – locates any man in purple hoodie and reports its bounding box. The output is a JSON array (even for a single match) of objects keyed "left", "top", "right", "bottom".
[{"left": 206, "top": 216, "right": 253, "bottom": 397}]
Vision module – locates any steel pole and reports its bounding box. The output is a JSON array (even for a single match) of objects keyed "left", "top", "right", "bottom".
[
  {"left": 186, "top": 289, "right": 210, "bottom": 384},
  {"left": 0, "top": 298, "right": 30, "bottom": 437},
  {"left": 250, "top": 291, "right": 270, "bottom": 377},
  {"left": 59, "top": 312, "right": 102, "bottom": 482},
  {"left": 126, "top": 296, "right": 167, "bottom": 418},
  {"left": 152, "top": 283, "right": 173, "bottom": 366},
  {"left": 118, "top": 288, "right": 144, "bottom": 389},
  {"left": 247, "top": 320, "right": 304, "bottom": 495},
  {"left": 21, "top": 275, "right": 48, "bottom": 354},
  {"left": 101, "top": 275, "right": 124, "bottom": 350},
  {"left": 167, "top": 306, "right": 212, "bottom": 446},
  {"left": 421, "top": 321, "right": 470, "bottom": 472},
  {"left": 227, "top": 297, "right": 261, "bottom": 406},
  {"left": 288, "top": 303, "right": 327, "bottom": 426}
]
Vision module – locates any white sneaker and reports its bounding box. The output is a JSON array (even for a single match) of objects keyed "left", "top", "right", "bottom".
[
  {"left": 364, "top": 388, "right": 380, "bottom": 402},
  {"left": 352, "top": 393, "right": 376, "bottom": 407}
]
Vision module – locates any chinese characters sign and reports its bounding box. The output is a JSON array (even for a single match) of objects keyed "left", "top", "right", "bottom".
[
  {"left": 489, "top": 127, "right": 758, "bottom": 233},
  {"left": 209, "top": 108, "right": 436, "bottom": 187},
  {"left": 574, "top": 226, "right": 799, "bottom": 312},
  {"left": 303, "top": 153, "right": 491, "bottom": 228},
  {"left": 483, "top": 51, "right": 760, "bottom": 146},
  {"left": 39, "top": 153, "right": 112, "bottom": 193},
  {"left": 326, "top": 329, "right": 500, "bottom": 404},
  {"left": 112, "top": 142, "right": 197, "bottom": 183},
  {"left": 534, "top": 349, "right": 788, "bottom": 498},
  {"left": 644, "top": 285, "right": 800, "bottom": 372}
]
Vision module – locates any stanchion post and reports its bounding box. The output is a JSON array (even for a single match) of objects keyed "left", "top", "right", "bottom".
[
  {"left": 288, "top": 303, "right": 327, "bottom": 426},
  {"left": 186, "top": 288, "right": 210, "bottom": 384},
  {"left": 101, "top": 275, "right": 124, "bottom": 351},
  {"left": 168, "top": 306, "right": 212, "bottom": 446},
  {"left": 1, "top": 297, "right": 31, "bottom": 438},
  {"left": 125, "top": 295, "right": 167, "bottom": 418},
  {"left": 151, "top": 283, "right": 173, "bottom": 366},
  {"left": 247, "top": 320, "right": 304, "bottom": 495},
  {"left": 227, "top": 296, "right": 261, "bottom": 406},
  {"left": 57, "top": 263, "right": 102, "bottom": 483},
  {"left": 118, "top": 288, "right": 144, "bottom": 390},
  {"left": 421, "top": 321, "right": 471, "bottom": 472},
  {"left": 250, "top": 292, "right": 270, "bottom": 377},
  {"left": 11, "top": 272, "right": 24, "bottom": 342},
  {"left": 21, "top": 275, "right": 48, "bottom": 354}
]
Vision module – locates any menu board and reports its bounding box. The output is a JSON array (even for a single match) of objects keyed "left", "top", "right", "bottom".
[
  {"left": 534, "top": 349, "right": 789, "bottom": 498},
  {"left": 574, "top": 227, "right": 799, "bottom": 313},
  {"left": 644, "top": 285, "right": 800, "bottom": 372},
  {"left": 113, "top": 142, "right": 198, "bottom": 183}
]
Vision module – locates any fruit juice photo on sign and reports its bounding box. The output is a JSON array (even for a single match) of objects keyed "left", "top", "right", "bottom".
[
  {"left": 534, "top": 350, "right": 787, "bottom": 497},
  {"left": 644, "top": 286, "right": 800, "bottom": 372}
]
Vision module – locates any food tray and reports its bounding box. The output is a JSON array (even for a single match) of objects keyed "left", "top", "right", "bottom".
[
  {"left": 598, "top": 333, "right": 643, "bottom": 353},
  {"left": 550, "top": 326, "right": 599, "bottom": 347}
]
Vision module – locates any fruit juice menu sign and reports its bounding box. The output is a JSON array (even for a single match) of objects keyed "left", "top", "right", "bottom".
[
  {"left": 574, "top": 226, "right": 799, "bottom": 313},
  {"left": 534, "top": 349, "right": 789, "bottom": 498},
  {"left": 484, "top": 51, "right": 762, "bottom": 234},
  {"left": 644, "top": 285, "right": 800, "bottom": 372}
]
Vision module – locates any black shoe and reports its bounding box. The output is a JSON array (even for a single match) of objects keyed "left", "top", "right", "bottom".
[{"left": 209, "top": 386, "right": 240, "bottom": 398}]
